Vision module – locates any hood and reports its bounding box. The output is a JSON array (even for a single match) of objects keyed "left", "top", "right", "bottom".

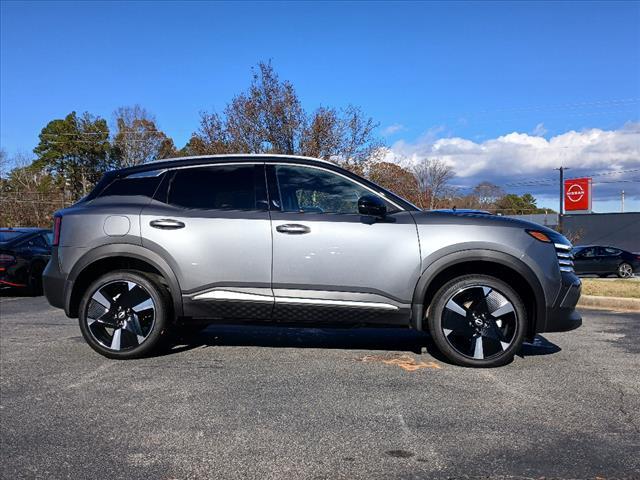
[{"left": 411, "top": 210, "right": 570, "bottom": 244}]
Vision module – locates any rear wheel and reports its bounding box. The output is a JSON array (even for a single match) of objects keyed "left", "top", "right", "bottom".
[
  {"left": 78, "top": 270, "right": 170, "bottom": 359},
  {"left": 427, "top": 275, "right": 527, "bottom": 367},
  {"left": 617, "top": 262, "right": 633, "bottom": 278}
]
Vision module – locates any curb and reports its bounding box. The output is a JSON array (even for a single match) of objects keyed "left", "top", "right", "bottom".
[{"left": 578, "top": 294, "right": 640, "bottom": 312}]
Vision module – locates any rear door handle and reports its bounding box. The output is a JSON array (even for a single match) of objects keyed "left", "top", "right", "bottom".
[
  {"left": 150, "top": 219, "right": 185, "bottom": 230},
  {"left": 276, "top": 224, "right": 311, "bottom": 235}
]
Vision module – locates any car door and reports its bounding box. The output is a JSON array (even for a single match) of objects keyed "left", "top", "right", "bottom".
[
  {"left": 598, "top": 247, "right": 621, "bottom": 275},
  {"left": 574, "top": 247, "right": 599, "bottom": 274},
  {"left": 267, "top": 163, "right": 421, "bottom": 325},
  {"left": 140, "top": 162, "right": 274, "bottom": 320}
]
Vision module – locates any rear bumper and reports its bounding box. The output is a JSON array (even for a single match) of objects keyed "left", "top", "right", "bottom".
[
  {"left": 42, "top": 250, "right": 67, "bottom": 311},
  {"left": 542, "top": 271, "right": 582, "bottom": 333}
]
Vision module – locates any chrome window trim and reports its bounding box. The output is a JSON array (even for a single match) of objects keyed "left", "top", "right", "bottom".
[
  {"left": 275, "top": 296, "right": 399, "bottom": 310},
  {"left": 192, "top": 290, "right": 273, "bottom": 302},
  {"left": 193, "top": 289, "right": 400, "bottom": 311}
]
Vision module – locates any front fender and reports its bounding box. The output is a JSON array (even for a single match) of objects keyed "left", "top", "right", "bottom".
[{"left": 411, "top": 247, "right": 547, "bottom": 334}]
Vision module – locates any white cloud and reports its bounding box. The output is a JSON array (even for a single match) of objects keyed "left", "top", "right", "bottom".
[
  {"left": 381, "top": 123, "right": 640, "bottom": 201},
  {"left": 381, "top": 123, "right": 405, "bottom": 136}
]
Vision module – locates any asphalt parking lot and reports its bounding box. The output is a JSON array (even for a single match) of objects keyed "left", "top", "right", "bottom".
[{"left": 1, "top": 295, "right": 639, "bottom": 480}]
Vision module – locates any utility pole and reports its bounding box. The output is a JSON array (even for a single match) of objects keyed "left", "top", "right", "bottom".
[
  {"left": 621, "top": 190, "right": 625, "bottom": 213},
  {"left": 555, "top": 167, "right": 569, "bottom": 233}
]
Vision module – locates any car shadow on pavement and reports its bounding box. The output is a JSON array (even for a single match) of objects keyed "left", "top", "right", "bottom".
[
  {"left": 162, "top": 324, "right": 562, "bottom": 362},
  {"left": 166, "top": 324, "right": 431, "bottom": 356},
  {"left": 518, "top": 335, "right": 562, "bottom": 357}
]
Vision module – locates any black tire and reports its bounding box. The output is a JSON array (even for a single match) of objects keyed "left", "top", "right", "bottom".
[
  {"left": 617, "top": 262, "right": 633, "bottom": 279},
  {"left": 78, "top": 270, "right": 171, "bottom": 359},
  {"left": 427, "top": 274, "right": 527, "bottom": 368}
]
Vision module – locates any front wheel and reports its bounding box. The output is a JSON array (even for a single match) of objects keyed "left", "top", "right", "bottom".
[
  {"left": 427, "top": 275, "right": 527, "bottom": 367},
  {"left": 78, "top": 270, "right": 170, "bottom": 359},
  {"left": 617, "top": 262, "right": 633, "bottom": 278}
]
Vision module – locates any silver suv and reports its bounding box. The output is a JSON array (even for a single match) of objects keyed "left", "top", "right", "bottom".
[{"left": 43, "top": 155, "right": 581, "bottom": 367}]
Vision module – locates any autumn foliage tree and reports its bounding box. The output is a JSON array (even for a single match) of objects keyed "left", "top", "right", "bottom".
[
  {"left": 184, "top": 62, "right": 383, "bottom": 165},
  {"left": 367, "top": 162, "right": 420, "bottom": 205},
  {"left": 111, "top": 105, "right": 176, "bottom": 167},
  {"left": 411, "top": 157, "right": 455, "bottom": 210}
]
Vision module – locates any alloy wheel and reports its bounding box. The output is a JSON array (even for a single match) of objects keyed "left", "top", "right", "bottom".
[
  {"left": 441, "top": 285, "right": 518, "bottom": 360},
  {"left": 618, "top": 263, "right": 633, "bottom": 278},
  {"left": 85, "top": 280, "right": 156, "bottom": 351}
]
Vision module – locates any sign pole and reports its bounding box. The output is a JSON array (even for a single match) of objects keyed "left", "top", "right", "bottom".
[{"left": 556, "top": 166, "right": 569, "bottom": 233}]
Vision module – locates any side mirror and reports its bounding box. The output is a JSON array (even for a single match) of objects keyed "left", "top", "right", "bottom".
[{"left": 358, "top": 194, "right": 387, "bottom": 218}]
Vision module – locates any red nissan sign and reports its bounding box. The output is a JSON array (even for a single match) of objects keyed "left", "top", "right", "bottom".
[{"left": 564, "top": 177, "right": 592, "bottom": 211}]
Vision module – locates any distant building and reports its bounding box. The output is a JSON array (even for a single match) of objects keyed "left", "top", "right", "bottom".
[
  {"left": 507, "top": 212, "right": 559, "bottom": 229},
  {"left": 508, "top": 212, "right": 640, "bottom": 251}
]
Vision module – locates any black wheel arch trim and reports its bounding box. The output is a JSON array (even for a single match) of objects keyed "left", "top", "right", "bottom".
[
  {"left": 410, "top": 248, "right": 547, "bottom": 335},
  {"left": 65, "top": 243, "right": 183, "bottom": 317}
]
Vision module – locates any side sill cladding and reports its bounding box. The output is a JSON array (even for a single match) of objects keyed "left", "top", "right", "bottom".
[
  {"left": 65, "top": 244, "right": 183, "bottom": 317},
  {"left": 411, "top": 249, "right": 547, "bottom": 334}
]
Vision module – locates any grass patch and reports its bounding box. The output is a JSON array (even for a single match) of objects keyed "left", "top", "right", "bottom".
[{"left": 581, "top": 279, "right": 640, "bottom": 299}]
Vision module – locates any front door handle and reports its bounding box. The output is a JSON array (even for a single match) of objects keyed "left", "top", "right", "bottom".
[
  {"left": 276, "top": 224, "right": 311, "bottom": 235},
  {"left": 150, "top": 219, "right": 185, "bottom": 230}
]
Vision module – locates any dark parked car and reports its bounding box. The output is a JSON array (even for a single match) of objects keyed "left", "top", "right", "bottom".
[
  {"left": 572, "top": 245, "right": 640, "bottom": 278},
  {"left": 0, "top": 228, "right": 52, "bottom": 294}
]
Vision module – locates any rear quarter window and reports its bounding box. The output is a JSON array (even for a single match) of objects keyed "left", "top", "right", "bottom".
[{"left": 98, "top": 175, "right": 163, "bottom": 199}]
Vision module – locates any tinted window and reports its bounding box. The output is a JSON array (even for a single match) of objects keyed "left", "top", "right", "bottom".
[
  {"left": 169, "top": 165, "right": 258, "bottom": 210},
  {"left": 99, "top": 175, "right": 163, "bottom": 198},
  {"left": 600, "top": 247, "right": 621, "bottom": 256},
  {"left": 30, "top": 236, "right": 49, "bottom": 249},
  {"left": 275, "top": 165, "right": 381, "bottom": 214},
  {"left": 578, "top": 247, "right": 596, "bottom": 258}
]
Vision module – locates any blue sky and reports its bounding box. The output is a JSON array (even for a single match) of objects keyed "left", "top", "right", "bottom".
[{"left": 1, "top": 1, "right": 639, "bottom": 211}]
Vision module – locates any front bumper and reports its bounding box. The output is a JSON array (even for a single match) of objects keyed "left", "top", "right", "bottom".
[{"left": 543, "top": 271, "right": 582, "bottom": 333}]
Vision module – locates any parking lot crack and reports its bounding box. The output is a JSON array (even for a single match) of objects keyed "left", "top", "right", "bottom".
[{"left": 616, "top": 385, "right": 640, "bottom": 434}]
